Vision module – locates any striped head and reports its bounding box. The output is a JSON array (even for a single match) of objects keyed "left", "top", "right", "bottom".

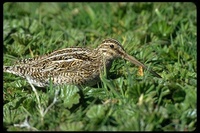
[
  {"left": 97, "top": 38, "right": 162, "bottom": 78},
  {"left": 97, "top": 38, "right": 127, "bottom": 60}
]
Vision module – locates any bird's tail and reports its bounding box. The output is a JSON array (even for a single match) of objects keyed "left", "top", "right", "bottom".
[
  {"left": 3, "top": 66, "right": 25, "bottom": 78},
  {"left": 3, "top": 66, "right": 11, "bottom": 72}
]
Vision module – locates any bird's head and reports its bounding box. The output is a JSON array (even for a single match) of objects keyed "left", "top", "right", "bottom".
[{"left": 96, "top": 38, "right": 162, "bottom": 78}]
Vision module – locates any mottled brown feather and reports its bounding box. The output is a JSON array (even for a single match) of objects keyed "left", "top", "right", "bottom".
[{"left": 4, "top": 38, "right": 161, "bottom": 87}]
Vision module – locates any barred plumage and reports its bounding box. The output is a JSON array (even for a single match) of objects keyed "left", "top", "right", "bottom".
[{"left": 3, "top": 38, "right": 162, "bottom": 87}]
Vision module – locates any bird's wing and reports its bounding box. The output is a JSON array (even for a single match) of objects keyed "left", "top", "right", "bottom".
[{"left": 29, "top": 47, "right": 97, "bottom": 73}]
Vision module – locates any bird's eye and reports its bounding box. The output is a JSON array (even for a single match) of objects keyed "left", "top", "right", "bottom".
[{"left": 110, "top": 44, "right": 114, "bottom": 49}]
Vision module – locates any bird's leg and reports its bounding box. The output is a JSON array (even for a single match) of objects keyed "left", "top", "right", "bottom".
[
  {"left": 26, "top": 76, "right": 43, "bottom": 117},
  {"left": 26, "top": 77, "right": 58, "bottom": 120}
]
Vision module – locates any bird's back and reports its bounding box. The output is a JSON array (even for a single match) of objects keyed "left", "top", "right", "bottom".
[{"left": 3, "top": 47, "right": 111, "bottom": 87}]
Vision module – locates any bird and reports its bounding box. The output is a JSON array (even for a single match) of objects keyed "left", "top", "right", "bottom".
[{"left": 3, "top": 38, "right": 162, "bottom": 88}]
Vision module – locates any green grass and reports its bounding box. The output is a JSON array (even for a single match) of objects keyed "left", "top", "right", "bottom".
[{"left": 3, "top": 2, "right": 196, "bottom": 131}]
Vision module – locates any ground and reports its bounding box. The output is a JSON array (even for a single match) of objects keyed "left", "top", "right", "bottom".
[{"left": 3, "top": 2, "right": 196, "bottom": 131}]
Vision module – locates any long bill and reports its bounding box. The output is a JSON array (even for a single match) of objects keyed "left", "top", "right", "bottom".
[{"left": 123, "top": 54, "right": 162, "bottom": 78}]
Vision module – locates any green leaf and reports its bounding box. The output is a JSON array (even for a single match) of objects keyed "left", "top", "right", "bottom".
[
  {"left": 86, "top": 105, "right": 106, "bottom": 123},
  {"left": 22, "top": 97, "right": 37, "bottom": 115},
  {"left": 59, "top": 85, "right": 80, "bottom": 109},
  {"left": 59, "top": 121, "right": 84, "bottom": 131},
  {"left": 172, "top": 89, "right": 186, "bottom": 103}
]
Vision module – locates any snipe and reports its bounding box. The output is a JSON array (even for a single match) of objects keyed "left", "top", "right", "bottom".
[{"left": 3, "top": 38, "right": 161, "bottom": 88}]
